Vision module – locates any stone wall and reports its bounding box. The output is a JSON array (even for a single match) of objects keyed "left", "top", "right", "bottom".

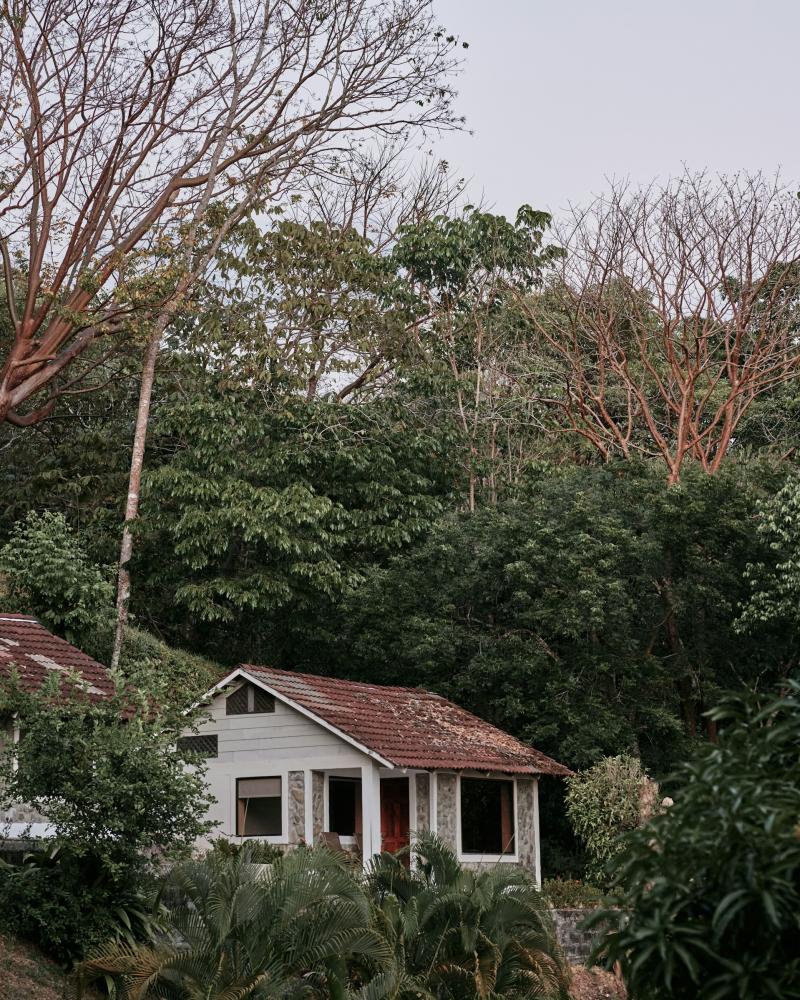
[
  {"left": 516, "top": 778, "right": 536, "bottom": 871},
  {"left": 435, "top": 773, "right": 457, "bottom": 850},
  {"left": 414, "top": 772, "right": 429, "bottom": 832},
  {"left": 287, "top": 770, "right": 305, "bottom": 845},
  {"left": 311, "top": 771, "right": 324, "bottom": 841},
  {"left": 550, "top": 908, "right": 604, "bottom": 964}
]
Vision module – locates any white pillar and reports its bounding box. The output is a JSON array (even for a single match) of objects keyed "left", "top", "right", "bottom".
[
  {"left": 360, "top": 763, "right": 382, "bottom": 866},
  {"left": 304, "top": 770, "right": 313, "bottom": 844},
  {"left": 533, "top": 777, "right": 541, "bottom": 887}
]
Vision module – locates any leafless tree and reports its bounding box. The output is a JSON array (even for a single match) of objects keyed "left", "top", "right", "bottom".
[
  {"left": 0, "top": 0, "right": 461, "bottom": 427},
  {"left": 518, "top": 173, "right": 800, "bottom": 483}
]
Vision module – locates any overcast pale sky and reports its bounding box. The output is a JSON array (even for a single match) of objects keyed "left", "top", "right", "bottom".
[{"left": 431, "top": 0, "right": 798, "bottom": 217}]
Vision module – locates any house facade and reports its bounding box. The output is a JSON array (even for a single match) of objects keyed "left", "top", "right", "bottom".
[{"left": 186, "top": 665, "right": 571, "bottom": 879}]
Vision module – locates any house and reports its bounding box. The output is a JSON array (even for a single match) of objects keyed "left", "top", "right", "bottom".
[
  {"left": 186, "top": 664, "right": 571, "bottom": 879},
  {"left": 0, "top": 613, "right": 115, "bottom": 838}
]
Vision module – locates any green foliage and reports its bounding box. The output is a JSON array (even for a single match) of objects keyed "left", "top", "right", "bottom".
[
  {"left": 0, "top": 679, "right": 213, "bottom": 878},
  {"left": 0, "top": 678, "right": 213, "bottom": 963},
  {"left": 74, "top": 843, "right": 392, "bottom": 999},
  {"left": 135, "top": 388, "right": 454, "bottom": 663},
  {"left": 75, "top": 835, "right": 570, "bottom": 1000},
  {"left": 333, "top": 462, "right": 786, "bottom": 774},
  {"left": 541, "top": 878, "right": 602, "bottom": 910},
  {"left": 0, "top": 845, "right": 163, "bottom": 966},
  {"left": 368, "top": 833, "right": 570, "bottom": 1000},
  {"left": 0, "top": 511, "right": 113, "bottom": 644},
  {"left": 738, "top": 474, "right": 800, "bottom": 639},
  {"left": 565, "top": 755, "right": 652, "bottom": 883},
  {"left": 589, "top": 681, "right": 800, "bottom": 999}
]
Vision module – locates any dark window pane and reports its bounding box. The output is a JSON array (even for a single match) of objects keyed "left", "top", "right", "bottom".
[
  {"left": 178, "top": 734, "right": 218, "bottom": 758},
  {"left": 460, "top": 778, "right": 515, "bottom": 855},
  {"left": 253, "top": 688, "right": 275, "bottom": 713},
  {"left": 329, "top": 777, "right": 358, "bottom": 836},
  {"left": 226, "top": 686, "right": 249, "bottom": 715},
  {"left": 240, "top": 796, "right": 281, "bottom": 837},
  {"left": 237, "top": 775, "right": 282, "bottom": 837}
]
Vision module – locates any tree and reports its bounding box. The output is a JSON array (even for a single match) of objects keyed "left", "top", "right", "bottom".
[
  {"left": 565, "top": 755, "right": 658, "bottom": 883},
  {"left": 0, "top": 0, "right": 461, "bottom": 427},
  {"left": 367, "top": 833, "right": 570, "bottom": 1000},
  {"left": 0, "top": 510, "right": 113, "bottom": 644},
  {"left": 518, "top": 173, "right": 800, "bottom": 482},
  {"left": 391, "top": 205, "right": 564, "bottom": 509},
  {"left": 132, "top": 386, "right": 455, "bottom": 664},
  {"left": 0, "top": 676, "right": 213, "bottom": 961},
  {"left": 737, "top": 474, "right": 800, "bottom": 645},
  {"left": 590, "top": 681, "right": 800, "bottom": 999}
]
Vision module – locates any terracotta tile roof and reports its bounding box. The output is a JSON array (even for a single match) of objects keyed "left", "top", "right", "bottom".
[
  {"left": 239, "top": 665, "right": 571, "bottom": 776},
  {"left": 0, "top": 614, "right": 114, "bottom": 701}
]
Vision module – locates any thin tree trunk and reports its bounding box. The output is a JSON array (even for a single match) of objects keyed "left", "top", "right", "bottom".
[{"left": 110, "top": 324, "right": 165, "bottom": 670}]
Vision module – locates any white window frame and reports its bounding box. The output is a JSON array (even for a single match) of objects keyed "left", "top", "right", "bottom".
[
  {"left": 232, "top": 770, "right": 288, "bottom": 844},
  {"left": 456, "top": 773, "right": 519, "bottom": 864}
]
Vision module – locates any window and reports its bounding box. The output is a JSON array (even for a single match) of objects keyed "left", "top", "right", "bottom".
[
  {"left": 328, "top": 777, "right": 361, "bottom": 836},
  {"left": 226, "top": 683, "right": 275, "bottom": 715},
  {"left": 178, "top": 734, "right": 218, "bottom": 758},
  {"left": 236, "top": 776, "right": 282, "bottom": 837},
  {"left": 460, "top": 777, "right": 515, "bottom": 856}
]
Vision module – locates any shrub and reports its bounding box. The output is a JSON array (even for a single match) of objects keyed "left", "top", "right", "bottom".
[
  {"left": 565, "top": 754, "right": 655, "bottom": 882},
  {"left": 0, "top": 677, "right": 213, "bottom": 963},
  {"left": 76, "top": 836, "right": 572, "bottom": 999},
  {"left": 542, "top": 877, "right": 603, "bottom": 909},
  {"left": 0, "top": 845, "right": 162, "bottom": 966},
  {"left": 588, "top": 680, "right": 800, "bottom": 999}
]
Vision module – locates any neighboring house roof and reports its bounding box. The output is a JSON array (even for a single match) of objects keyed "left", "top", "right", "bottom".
[
  {"left": 0, "top": 614, "right": 114, "bottom": 700},
  {"left": 222, "top": 664, "right": 571, "bottom": 777}
]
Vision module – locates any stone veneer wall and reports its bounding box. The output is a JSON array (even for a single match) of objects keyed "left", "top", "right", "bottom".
[
  {"left": 516, "top": 778, "right": 537, "bottom": 871},
  {"left": 414, "top": 773, "right": 429, "bottom": 833},
  {"left": 435, "top": 773, "right": 457, "bottom": 850},
  {"left": 550, "top": 908, "right": 605, "bottom": 964},
  {"left": 287, "top": 770, "right": 305, "bottom": 845},
  {"left": 311, "top": 771, "right": 324, "bottom": 842}
]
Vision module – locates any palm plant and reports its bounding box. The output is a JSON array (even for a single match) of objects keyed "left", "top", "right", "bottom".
[
  {"left": 366, "top": 833, "right": 570, "bottom": 1000},
  {"left": 72, "top": 844, "right": 391, "bottom": 999}
]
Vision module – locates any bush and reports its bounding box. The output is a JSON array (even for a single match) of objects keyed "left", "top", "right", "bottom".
[
  {"left": 0, "top": 845, "right": 161, "bottom": 966},
  {"left": 589, "top": 680, "right": 800, "bottom": 999},
  {"left": 0, "top": 677, "right": 213, "bottom": 963},
  {"left": 542, "top": 878, "right": 603, "bottom": 909},
  {"left": 565, "top": 754, "right": 656, "bottom": 882},
  {"left": 76, "top": 835, "right": 571, "bottom": 999}
]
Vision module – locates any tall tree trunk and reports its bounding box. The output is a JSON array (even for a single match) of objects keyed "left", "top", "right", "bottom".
[{"left": 110, "top": 325, "right": 164, "bottom": 670}]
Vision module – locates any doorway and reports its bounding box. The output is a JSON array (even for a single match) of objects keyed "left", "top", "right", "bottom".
[{"left": 380, "top": 776, "right": 410, "bottom": 857}]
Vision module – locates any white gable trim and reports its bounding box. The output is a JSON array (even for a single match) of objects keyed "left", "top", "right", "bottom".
[{"left": 195, "top": 668, "right": 395, "bottom": 769}]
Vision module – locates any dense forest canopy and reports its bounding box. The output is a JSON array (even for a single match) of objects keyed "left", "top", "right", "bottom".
[{"left": 2, "top": 163, "right": 799, "bottom": 875}]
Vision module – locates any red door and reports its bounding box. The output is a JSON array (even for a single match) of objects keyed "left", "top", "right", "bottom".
[{"left": 380, "top": 777, "right": 410, "bottom": 857}]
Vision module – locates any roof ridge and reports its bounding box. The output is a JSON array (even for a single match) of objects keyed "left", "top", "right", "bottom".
[{"left": 241, "top": 663, "right": 442, "bottom": 698}]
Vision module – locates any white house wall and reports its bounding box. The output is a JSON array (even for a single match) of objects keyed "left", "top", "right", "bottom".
[
  {"left": 191, "top": 691, "right": 373, "bottom": 847},
  {"left": 197, "top": 694, "right": 369, "bottom": 763}
]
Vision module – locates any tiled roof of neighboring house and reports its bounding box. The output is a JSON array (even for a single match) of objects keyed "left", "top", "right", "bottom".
[
  {"left": 238, "top": 664, "right": 571, "bottom": 777},
  {"left": 0, "top": 614, "right": 114, "bottom": 701}
]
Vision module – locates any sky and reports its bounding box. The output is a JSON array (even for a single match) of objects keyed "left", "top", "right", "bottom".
[{"left": 431, "top": 0, "right": 799, "bottom": 218}]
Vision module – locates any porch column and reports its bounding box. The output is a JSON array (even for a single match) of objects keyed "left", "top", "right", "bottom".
[{"left": 360, "top": 763, "right": 382, "bottom": 864}]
